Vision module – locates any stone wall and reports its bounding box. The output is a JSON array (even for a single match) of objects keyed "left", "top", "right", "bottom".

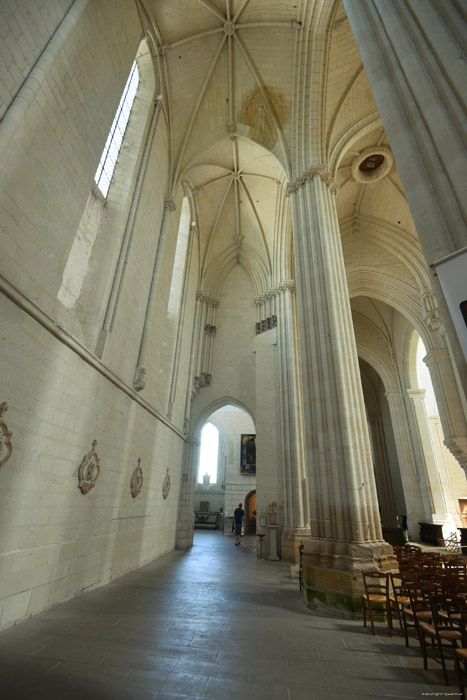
[{"left": 0, "top": 0, "right": 191, "bottom": 629}]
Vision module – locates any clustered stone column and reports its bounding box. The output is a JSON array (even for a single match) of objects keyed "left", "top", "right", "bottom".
[
  {"left": 167, "top": 222, "right": 197, "bottom": 421},
  {"left": 253, "top": 281, "right": 311, "bottom": 562},
  {"left": 289, "top": 169, "right": 391, "bottom": 567},
  {"left": 405, "top": 388, "right": 449, "bottom": 525},
  {"left": 192, "top": 293, "right": 218, "bottom": 394},
  {"left": 424, "top": 349, "right": 467, "bottom": 473},
  {"left": 134, "top": 197, "right": 176, "bottom": 391},
  {"left": 367, "top": 412, "right": 397, "bottom": 527},
  {"left": 275, "top": 282, "right": 311, "bottom": 561},
  {"left": 176, "top": 438, "right": 200, "bottom": 550}
]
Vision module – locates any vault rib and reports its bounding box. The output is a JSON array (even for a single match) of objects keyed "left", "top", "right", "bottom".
[
  {"left": 233, "top": 0, "right": 252, "bottom": 24},
  {"left": 202, "top": 178, "right": 234, "bottom": 276},
  {"left": 169, "top": 28, "right": 223, "bottom": 49},
  {"left": 173, "top": 34, "right": 227, "bottom": 188},
  {"left": 240, "top": 172, "right": 279, "bottom": 184},
  {"left": 234, "top": 176, "right": 242, "bottom": 245},
  {"left": 227, "top": 34, "right": 234, "bottom": 125},
  {"left": 326, "top": 64, "right": 365, "bottom": 154},
  {"left": 234, "top": 32, "right": 291, "bottom": 175},
  {"left": 236, "top": 22, "right": 294, "bottom": 28},
  {"left": 239, "top": 177, "right": 272, "bottom": 272},
  {"left": 198, "top": 0, "right": 225, "bottom": 23},
  {"left": 195, "top": 173, "right": 232, "bottom": 191}
]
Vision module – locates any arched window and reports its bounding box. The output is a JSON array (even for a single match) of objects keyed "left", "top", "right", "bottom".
[
  {"left": 416, "top": 338, "right": 438, "bottom": 417},
  {"left": 57, "top": 39, "right": 156, "bottom": 352},
  {"left": 198, "top": 423, "right": 219, "bottom": 485},
  {"left": 94, "top": 61, "right": 139, "bottom": 197}
]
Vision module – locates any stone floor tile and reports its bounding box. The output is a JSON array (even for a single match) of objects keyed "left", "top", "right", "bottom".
[
  {"left": 174, "top": 656, "right": 250, "bottom": 681},
  {"left": 203, "top": 676, "right": 289, "bottom": 700},
  {"left": 0, "top": 532, "right": 452, "bottom": 699}
]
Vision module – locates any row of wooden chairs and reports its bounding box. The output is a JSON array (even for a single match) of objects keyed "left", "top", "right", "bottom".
[{"left": 362, "top": 564, "right": 467, "bottom": 695}]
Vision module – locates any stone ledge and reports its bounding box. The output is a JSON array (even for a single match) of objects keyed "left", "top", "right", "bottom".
[{"left": 301, "top": 553, "right": 398, "bottom": 618}]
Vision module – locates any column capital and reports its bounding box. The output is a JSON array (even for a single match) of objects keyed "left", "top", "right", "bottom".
[
  {"left": 286, "top": 167, "right": 338, "bottom": 195},
  {"left": 385, "top": 387, "right": 402, "bottom": 402},
  {"left": 444, "top": 437, "right": 467, "bottom": 472},
  {"left": 164, "top": 197, "right": 176, "bottom": 212},
  {"left": 422, "top": 348, "right": 450, "bottom": 364},
  {"left": 196, "top": 291, "right": 218, "bottom": 307},
  {"left": 406, "top": 388, "right": 427, "bottom": 399}
]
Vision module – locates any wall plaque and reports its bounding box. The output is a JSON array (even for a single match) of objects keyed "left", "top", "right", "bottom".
[
  {"left": 0, "top": 402, "right": 12, "bottom": 468},
  {"left": 162, "top": 468, "right": 170, "bottom": 499},
  {"left": 78, "top": 439, "right": 100, "bottom": 494},
  {"left": 131, "top": 458, "right": 143, "bottom": 498}
]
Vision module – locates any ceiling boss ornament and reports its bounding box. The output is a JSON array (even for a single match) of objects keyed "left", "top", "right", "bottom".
[
  {"left": 0, "top": 402, "right": 12, "bottom": 468},
  {"left": 78, "top": 440, "right": 100, "bottom": 494},
  {"left": 130, "top": 458, "right": 143, "bottom": 499}
]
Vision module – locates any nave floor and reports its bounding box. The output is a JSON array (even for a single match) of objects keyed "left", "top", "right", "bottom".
[{"left": 0, "top": 531, "right": 454, "bottom": 699}]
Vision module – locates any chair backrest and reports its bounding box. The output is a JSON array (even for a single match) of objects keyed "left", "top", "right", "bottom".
[
  {"left": 362, "top": 571, "right": 390, "bottom": 599},
  {"left": 405, "top": 545, "right": 422, "bottom": 555},
  {"left": 418, "top": 572, "right": 447, "bottom": 586},
  {"left": 398, "top": 565, "right": 422, "bottom": 582},
  {"left": 448, "top": 580, "right": 467, "bottom": 597},
  {"left": 429, "top": 593, "right": 467, "bottom": 632}
]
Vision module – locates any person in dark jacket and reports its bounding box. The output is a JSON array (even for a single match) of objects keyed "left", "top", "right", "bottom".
[{"left": 234, "top": 503, "right": 244, "bottom": 546}]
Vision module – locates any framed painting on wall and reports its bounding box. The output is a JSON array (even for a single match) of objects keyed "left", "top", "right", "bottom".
[{"left": 241, "top": 434, "right": 256, "bottom": 475}]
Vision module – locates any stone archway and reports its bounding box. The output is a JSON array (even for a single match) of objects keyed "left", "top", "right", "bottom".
[{"left": 244, "top": 490, "right": 257, "bottom": 534}]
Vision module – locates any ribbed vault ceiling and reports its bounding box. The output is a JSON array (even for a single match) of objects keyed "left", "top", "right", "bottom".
[{"left": 141, "top": 0, "right": 426, "bottom": 311}]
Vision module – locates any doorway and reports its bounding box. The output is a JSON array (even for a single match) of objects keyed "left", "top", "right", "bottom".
[{"left": 245, "top": 490, "right": 257, "bottom": 534}]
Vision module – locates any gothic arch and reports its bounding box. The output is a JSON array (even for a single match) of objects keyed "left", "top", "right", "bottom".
[
  {"left": 202, "top": 242, "right": 270, "bottom": 299},
  {"left": 190, "top": 396, "right": 255, "bottom": 444}
]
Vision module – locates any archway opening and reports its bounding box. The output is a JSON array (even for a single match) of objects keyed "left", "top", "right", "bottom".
[{"left": 193, "top": 403, "right": 256, "bottom": 534}]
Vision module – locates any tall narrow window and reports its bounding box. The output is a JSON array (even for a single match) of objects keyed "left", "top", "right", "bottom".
[
  {"left": 94, "top": 62, "right": 139, "bottom": 197},
  {"left": 197, "top": 423, "right": 219, "bottom": 485},
  {"left": 416, "top": 338, "right": 438, "bottom": 417}
]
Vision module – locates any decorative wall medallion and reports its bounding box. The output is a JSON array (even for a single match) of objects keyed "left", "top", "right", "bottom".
[
  {"left": 162, "top": 469, "right": 171, "bottom": 499},
  {"left": 78, "top": 440, "right": 100, "bottom": 494},
  {"left": 0, "top": 402, "right": 12, "bottom": 468},
  {"left": 130, "top": 458, "right": 143, "bottom": 498}
]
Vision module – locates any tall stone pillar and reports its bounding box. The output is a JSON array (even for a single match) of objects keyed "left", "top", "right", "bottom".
[
  {"left": 289, "top": 170, "right": 392, "bottom": 612},
  {"left": 384, "top": 387, "right": 430, "bottom": 537},
  {"left": 424, "top": 350, "right": 467, "bottom": 472},
  {"left": 277, "top": 282, "right": 311, "bottom": 562},
  {"left": 254, "top": 326, "right": 281, "bottom": 560},
  {"left": 367, "top": 413, "right": 397, "bottom": 527},
  {"left": 343, "top": 0, "right": 467, "bottom": 398},
  {"left": 406, "top": 388, "right": 450, "bottom": 527},
  {"left": 176, "top": 438, "right": 199, "bottom": 550},
  {"left": 134, "top": 198, "right": 176, "bottom": 391}
]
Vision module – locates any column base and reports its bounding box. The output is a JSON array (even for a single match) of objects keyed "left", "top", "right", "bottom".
[
  {"left": 301, "top": 539, "right": 397, "bottom": 618},
  {"left": 281, "top": 527, "right": 311, "bottom": 563}
]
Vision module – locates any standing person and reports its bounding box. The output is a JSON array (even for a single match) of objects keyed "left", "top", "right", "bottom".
[{"left": 234, "top": 503, "right": 244, "bottom": 546}]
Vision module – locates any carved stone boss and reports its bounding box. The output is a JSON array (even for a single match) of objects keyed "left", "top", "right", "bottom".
[
  {"left": 78, "top": 440, "right": 100, "bottom": 494},
  {"left": 0, "top": 402, "right": 12, "bottom": 467},
  {"left": 131, "top": 458, "right": 144, "bottom": 498}
]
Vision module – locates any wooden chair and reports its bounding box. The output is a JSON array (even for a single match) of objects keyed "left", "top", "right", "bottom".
[
  {"left": 389, "top": 573, "right": 411, "bottom": 644},
  {"left": 362, "top": 571, "right": 393, "bottom": 636},
  {"left": 400, "top": 580, "right": 436, "bottom": 648},
  {"left": 453, "top": 612, "right": 467, "bottom": 699},
  {"left": 418, "top": 593, "right": 464, "bottom": 685}
]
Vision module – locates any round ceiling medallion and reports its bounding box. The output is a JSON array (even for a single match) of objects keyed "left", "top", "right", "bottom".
[
  {"left": 351, "top": 147, "right": 393, "bottom": 184},
  {"left": 224, "top": 21, "right": 235, "bottom": 35}
]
